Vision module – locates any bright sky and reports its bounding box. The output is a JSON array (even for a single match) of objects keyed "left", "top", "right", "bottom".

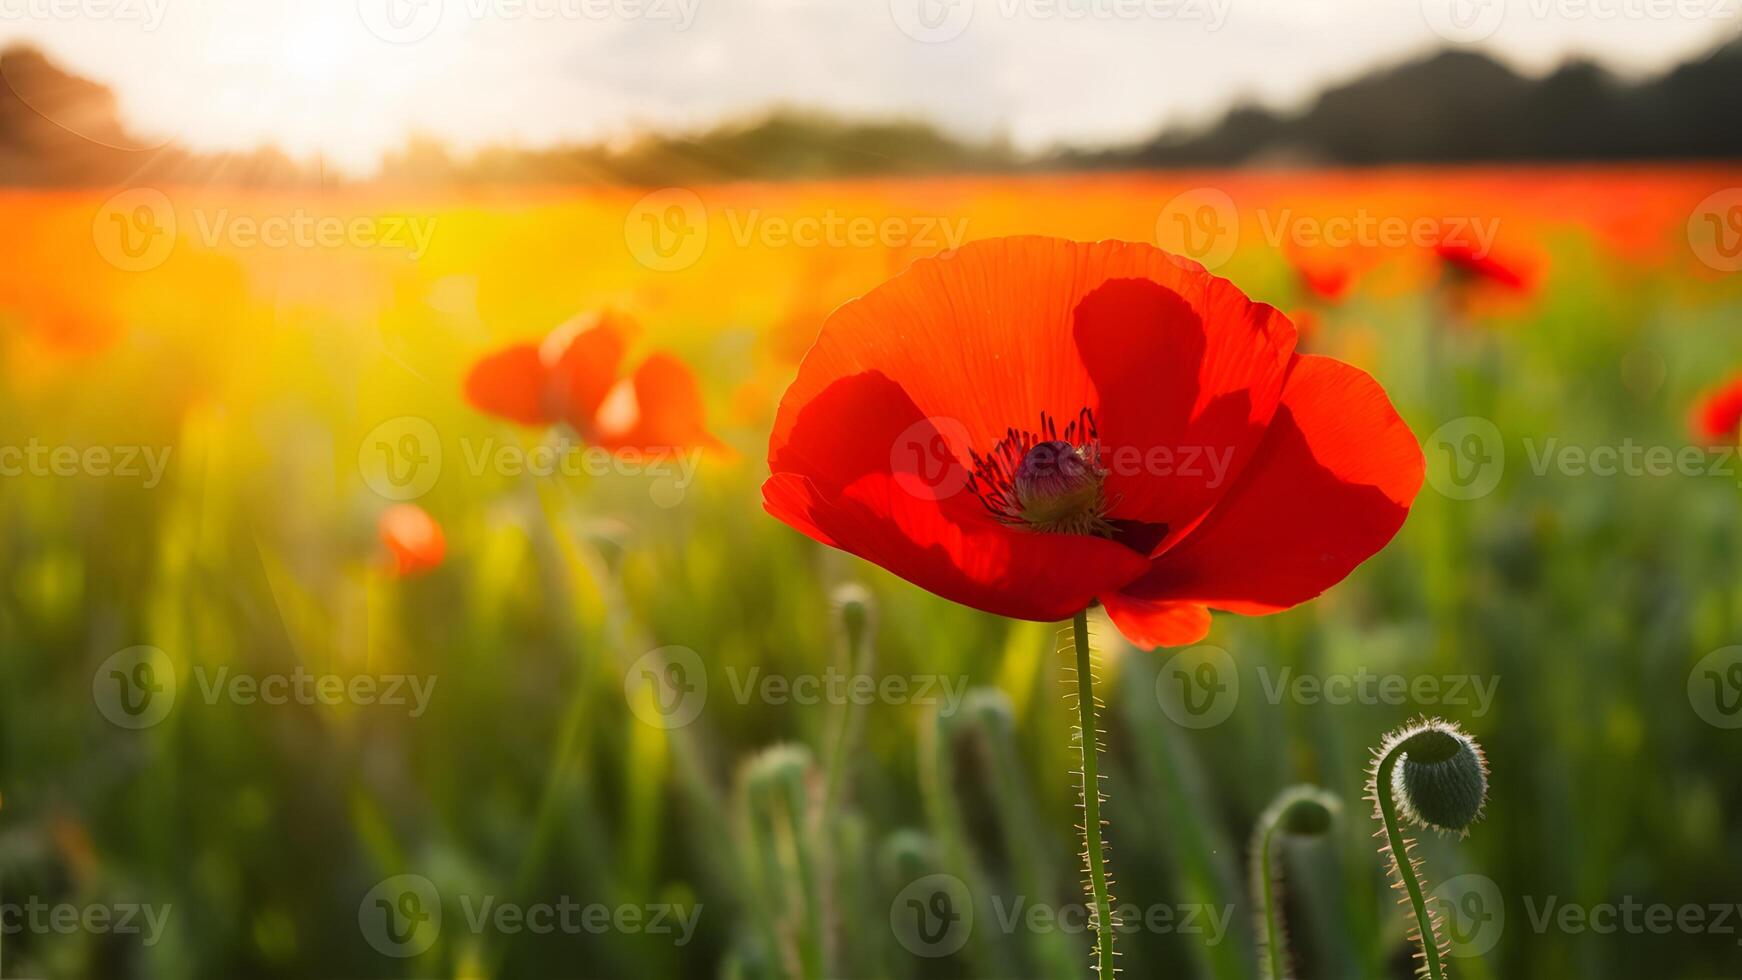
[{"left": 1, "top": 0, "right": 1736, "bottom": 173}]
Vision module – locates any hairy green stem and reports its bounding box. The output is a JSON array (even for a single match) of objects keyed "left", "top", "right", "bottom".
[
  {"left": 1375, "top": 750, "right": 1445, "bottom": 980},
  {"left": 821, "top": 621, "right": 871, "bottom": 820},
  {"left": 1072, "top": 609, "right": 1116, "bottom": 977},
  {"left": 1256, "top": 816, "right": 1287, "bottom": 980}
]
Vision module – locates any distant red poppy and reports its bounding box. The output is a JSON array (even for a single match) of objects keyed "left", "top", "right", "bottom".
[
  {"left": 763, "top": 237, "right": 1423, "bottom": 648},
  {"left": 1433, "top": 240, "right": 1530, "bottom": 293},
  {"left": 1291, "top": 254, "right": 1354, "bottom": 303},
  {"left": 1692, "top": 374, "right": 1742, "bottom": 444},
  {"left": 464, "top": 311, "right": 719, "bottom": 451},
  {"left": 379, "top": 504, "right": 446, "bottom": 577}
]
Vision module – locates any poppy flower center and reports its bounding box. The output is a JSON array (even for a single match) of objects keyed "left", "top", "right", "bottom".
[{"left": 968, "top": 409, "right": 1114, "bottom": 537}]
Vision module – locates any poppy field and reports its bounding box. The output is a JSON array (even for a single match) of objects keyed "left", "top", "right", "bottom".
[{"left": 3, "top": 165, "right": 1742, "bottom": 978}]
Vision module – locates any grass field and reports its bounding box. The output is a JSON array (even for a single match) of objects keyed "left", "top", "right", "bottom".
[{"left": 3, "top": 166, "right": 1742, "bottom": 978}]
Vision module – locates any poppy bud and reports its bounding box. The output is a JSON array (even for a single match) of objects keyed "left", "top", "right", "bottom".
[
  {"left": 1390, "top": 723, "right": 1489, "bottom": 833},
  {"left": 1274, "top": 785, "right": 1339, "bottom": 836},
  {"left": 957, "top": 687, "right": 1015, "bottom": 734},
  {"left": 1252, "top": 785, "right": 1340, "bottom": 980},
  {"left": 831, "top": 583, "right": 875, "bottom": 649},
  {"left": 1366, "top": 719, "right": 1490, "bottom": 980}
]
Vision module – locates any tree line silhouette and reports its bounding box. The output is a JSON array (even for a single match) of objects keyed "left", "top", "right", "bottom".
[{"left": 3, "top": 36, "right": 1739, "bottom": 186}]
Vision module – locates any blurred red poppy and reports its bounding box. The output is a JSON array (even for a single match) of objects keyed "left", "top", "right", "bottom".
[
  {"left": 464, "top": 311, "right": 719, "bottom": 451},
  {"left": 380, "top": 504, "right": 446, "bottom": 577},
  {"left": 1291, "top": 254, "right": 1354, "bottom": 303},
  {"left": 763, "top": 237, "right": 1423, "bottom": 648},
  {"left": 1692, "top": 374, "right": 1742, "bottom": 444},
  {"left": 1433, "top": 240, "right": 1530, "bottom": 293}
]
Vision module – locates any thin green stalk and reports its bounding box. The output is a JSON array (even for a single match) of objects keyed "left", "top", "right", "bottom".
[
  {"left": 821, "top": 619, "right": 871, "bottom": 819},
  {"left": 1257, "top": 817, "right": 1286, "bottom": 980},
  {"left": 1251, "top": 785, "right": 1338, "bottom": 980},
  {"left": 1071, "top": 609, "right": 1116, "bottom": 978},
  {"left": 1374, "top": 749, "right": 1444, "bottom": 980}
]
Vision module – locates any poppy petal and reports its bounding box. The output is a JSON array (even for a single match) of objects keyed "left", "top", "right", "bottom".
[
  {"left": 1691, "top": 374, "right": 1742, "bottom": 445},
  {"left": 464, "top": 343, "right": 554, "bottom": 426},
  {"left": 593, "top": 352, "right": 721, "bottom": 452},
  {"left": 379, "top": 504, "right": 446, "bottom": 577},
  {"left": 773, "top": 237, "right": 1254, "bottom": 459},
  {"left": 763, "top": 470, "right": 1153, "bottom": 622},
  {"left": 1124, "top": 355, "right": 1422, "bottom": 614},
  {"left": 766, "top": 369, "right": 1152, "bottom": 620},
  {"left": 1072, "top": 277, "right": 1295, "bottom": 546},
  {"left": 770, "top": 370, "right": 977, "bottom": 517},
  {"left": 1101, "top": 592, "right": 1211, "bottom": 649},
  {"left": 546, "top": 316, "right": 628, "bottom": 427}
]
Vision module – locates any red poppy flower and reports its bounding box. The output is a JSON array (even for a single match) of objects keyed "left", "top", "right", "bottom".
[
  {"left": 464, "top": 311, "right": 719, "bottom": 451},
  {"left": 1433, "top": 240, "right": 1530, "bottom": 293},
  {"left": 1291, "top": 254, "right": 1354, "bottom": 304},
  {"left": 763, "top": 237, "right": 1423, "bottom": 648},
  {"left": 1692, "top": 374, "right": 1742, "bottom": 444},
  {"left": 380, "top": 504, "right": 446, "bottom": 577}
]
